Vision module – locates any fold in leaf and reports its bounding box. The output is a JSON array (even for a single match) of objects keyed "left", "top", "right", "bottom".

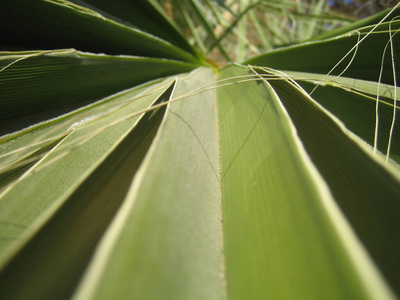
[
  {"left": 0, "top": 0, "right": 199, "bottom": 62},
  {"left": 293, "top": 74, "right": 399, "bottom": 161},
  {"left": 66, "top": 0, "right": 199, "bottom": 58},
  {"left": 218, "top": 64, "right": 394, "bottom": 299},
  {"left": 257, "top": 67, "right": 400, "bottom": 296},
  {"left": 74, "top": 68, "right": 226, "bottom": 300},
  {"left": 0, "top": 79, "right": 174, "bottom": 273},
  {"left": 0, "top": 82, "right": 172, "bottom": 300},
  {"left": 245, "top": 20, "right": 400, "bottom": 84},
  {"left": 0, "top": 77, "right": 162, "bottom": 176},
  {"left": 0, "top": 134, "right": 68, "bottom": 193},
  {"left": 0, "top": 49, "right": 195, "bottom": 134}
]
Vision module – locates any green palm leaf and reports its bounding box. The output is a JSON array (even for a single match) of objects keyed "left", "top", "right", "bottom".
[{"left": 1, "top": 1, "right": 400, "bottom": 299}]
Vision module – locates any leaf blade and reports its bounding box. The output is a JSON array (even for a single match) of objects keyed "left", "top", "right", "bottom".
[
  {"left": 74, "top": 68, "right": 226, "bottom": 300},
  {"left": 217, "top": 64, "right": 395, "bottom": 299}
]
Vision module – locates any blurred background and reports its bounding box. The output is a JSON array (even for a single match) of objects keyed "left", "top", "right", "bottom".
[
  {"left": 158, "top": 0, "right": 398, "bottom": 64},
  {"left": 327, "top": 0, "right": 397, "bottom": 18}
]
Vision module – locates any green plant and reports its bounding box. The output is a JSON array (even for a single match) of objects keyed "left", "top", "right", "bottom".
[{"left": 0, "top": 1, "right": 399, "bottom": 299}]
